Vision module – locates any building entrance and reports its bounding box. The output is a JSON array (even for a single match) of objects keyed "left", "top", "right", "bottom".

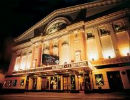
[
  {"left": 107, "top": 71, "right": 123, "bottom": 90},
  {"left": 50, "top": 76, "right": 61, "bottom": 90},
  {"left": 32, "top": 77, "right": 37, "bottom": 90},
  {"left": 41, "top": 77, "right": 49, "bottom": 90},
  {"left": 78, "top": 75, "right": 84, "bottom": 91},
  {"left": 63, "top": 76, "right": 70, "bottom": 91},
  {"left": 84, "top": 72, "right": 91, "bottom": 92},
  {"left": 26, "top": 75, "right": 37, "bottom": 90}
]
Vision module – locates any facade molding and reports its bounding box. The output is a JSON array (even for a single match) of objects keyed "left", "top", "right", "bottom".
[
  {"left": 14, "top": 0, "right": 124, "bottom": 43},
  {"left": 85, "top": 8, "right": 130, "bottom": 28}
]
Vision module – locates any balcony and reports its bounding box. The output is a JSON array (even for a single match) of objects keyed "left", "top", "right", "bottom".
[
  {"left": 12, "top": 61, "right": 89, "bottom": 75},
  {"left": 91, "top": 56, "right": 130, "bottom": 66}
]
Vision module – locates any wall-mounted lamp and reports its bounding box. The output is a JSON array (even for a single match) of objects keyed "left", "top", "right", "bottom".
[
  {"left": 92, "top": 58, "right": 94, "bottom": 61},
  {"left": 108, "top": 56, "right": 111, "bottom": 59}
]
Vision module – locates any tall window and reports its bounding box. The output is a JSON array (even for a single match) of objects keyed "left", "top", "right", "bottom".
[
  {"left": 14, "top": 56, "right": 21, "bottom": 71},
  {"left": 20, "top": 56, "right": 26, "bottom": 70},
  {"left": 60, "top": 41, "right": 70, "bottom": 64},
  {"left": 43, "top": 47, "right": 49, "bottom": 54},
  {"left": 26, "top": 54, "right": 32, "bottom": 69},
  {"left": 113, "top": 22, "right": 126, "bottom": 32},
  {"left": 75, "top": 51, "right": 81, "bottom": 62},
  {"left": 53, "top": 44, "right": 58, "bottom": 56},
  {"left": 87, "top": 33, "right": 94, "bottom": 39},
  {"left": 99, "top": 28, "right": 110, "bottom": 36}
]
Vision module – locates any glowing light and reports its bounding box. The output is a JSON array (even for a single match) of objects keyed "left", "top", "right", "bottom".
[
  {"left": 26, "top": 54, "right": 32, "bottom": 69},
  {"left": 103, "top": 49, "right": 115, "bottom": 59},
  {"left": 60, "top": 44, "right": 71, "bottom": 64},
  {"left": 88, "top": 53, "right": 98, "bottom": 61},
  {"left": 20, "top": 56, "right": 26, "bottom": 70},
  {"left": 14, "top": 65, "right": 19, "bottom": 71},
  {"left": 88, "top": 61, "right": 96, "bottom": 70},
  {"left": 14, "top": 57, "right": 20, "bottom": 71},
  {"left": 120, "top": 47, "right": 130, "bottom": 56}
]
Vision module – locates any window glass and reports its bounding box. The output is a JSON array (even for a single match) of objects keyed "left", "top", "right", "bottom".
[
  {"left": 99, "top": 28, "right": 110, "bottom": 36},
  {"left": 13, "top": 80, "right": 17, "bottom": 87},
  {"left": 75, "top": 51, "right": 81, "bottom": 62},
  {"left": 113, "top": 22, "right": 126, "bottom": 32},
  {"left": 87, "top": 33, "right": 94, "bottom": 39},
  {"left": 20, "top": 79, "right": 24, "bottom": 86},
  {"left": 14, "top": 57, "right": 21, "bottom": 71},
  {"left": 95, "top": 74, "right": 104, "bottom": 86},
  {"left": 8, "top": 80, "right": 12, "bottom": 87}
]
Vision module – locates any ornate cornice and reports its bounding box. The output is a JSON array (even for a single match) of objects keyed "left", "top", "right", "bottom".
[
  {"left": 91, "top": 56, "right": 130, "bottom": 66},
  {"left": 12, "top": 8, "right": 130, "bottom": 51},
  {"left": 85, "top": 8, "right": 130, "bottom": 28},
  {"left": 14, "top": 0, "right": 124, "bottom": 42},
  {"left": 42, "top": 21, "right": 84, "bottom": 42},
  {"left": 30, "top": 36, "right": 43, "bottom": 44},
  {"left": 12, "top": 41, "right": 32, "bottom": 51}
]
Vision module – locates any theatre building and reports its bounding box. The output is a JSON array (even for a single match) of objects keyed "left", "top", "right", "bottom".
[{"left": 3, "top": 0, "right": 130, "bottom": 92}]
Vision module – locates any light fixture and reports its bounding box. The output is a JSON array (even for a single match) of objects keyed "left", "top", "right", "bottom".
[
  {"left": 108, "top": 56, "right": 111, "bottom": 59},
  {"left": 127, "top": 53, "right": 130, "bottom": 56},
  {"left": 78, "top": 75, "right": 81, "bottom": 78}
]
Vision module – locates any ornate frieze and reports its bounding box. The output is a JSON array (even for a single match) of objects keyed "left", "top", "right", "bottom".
[
  {"left": 14, "top": 0, "right": 123, "bottom": 43},
  {"left": 12, "top": 41, "right": 32, "bottom": 51},
  {"left": 85, "top": 8, "right": 130, "bottom": 29}
]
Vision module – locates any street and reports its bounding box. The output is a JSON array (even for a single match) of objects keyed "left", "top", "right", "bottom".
[{"left": 0, "top": 92, "right": 130, "bottom": 100}]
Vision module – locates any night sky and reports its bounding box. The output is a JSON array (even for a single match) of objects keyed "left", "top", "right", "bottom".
[{"left": 0, "top": 0, "right": 96, "bottom": 72}]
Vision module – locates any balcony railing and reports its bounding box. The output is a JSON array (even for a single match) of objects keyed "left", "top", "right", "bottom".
[
  {"left": 12, "top": 61, "right": 89, "bottom": 75},
  {"left": 91, "top": 56, "right": 130, "bottom": 66},
  {"left": 12, "top": 56, "right": 130, "bottom": 75}
]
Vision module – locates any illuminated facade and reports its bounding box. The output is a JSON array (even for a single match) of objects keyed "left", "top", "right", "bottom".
[{"left": 3, "top": 0, "right": 130, "bottom": 92}]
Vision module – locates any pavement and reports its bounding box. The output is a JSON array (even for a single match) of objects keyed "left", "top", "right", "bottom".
[{"left": 0, "top": 91, "right": 130, "bottom": 100}]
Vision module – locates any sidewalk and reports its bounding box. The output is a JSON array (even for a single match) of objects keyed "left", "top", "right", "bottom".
[{"left": 1, "top": 92, "right": 130, "bottom": 99}]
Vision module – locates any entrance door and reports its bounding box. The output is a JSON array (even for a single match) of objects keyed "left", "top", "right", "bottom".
[
  {"left": 107, "top": 71, "right": 123, "bottom": 91},
  {"left": 78, "top": 75, "right": 84, "bottom": 91},
  {"left": 32, "top": 77, "right": 37, "bottom": 90},
  {"left": 25, "top": 76, "right": 29, "bottom": 90},
  {"left": 70, "top": 75, "right": 76, "bottom": 90},
  {"left": 41, "top": 77, "right": 49, "bottom": 90},
  {"left": 50, "top": 76, "right": 58, "bottom": 90},
  {"left": 84, "top": 73, "right": 91, "bottom": 92},
  {"left": 63, "top": 76, "right": 70, "bottom": 91}
]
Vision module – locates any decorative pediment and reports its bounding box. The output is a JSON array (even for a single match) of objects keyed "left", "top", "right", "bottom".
[
  {"left": 14, "top": 0, "right": 123, "bottom": 43},
  {"left": 45, "top": 17, "right": 70, "bottom": 35}
]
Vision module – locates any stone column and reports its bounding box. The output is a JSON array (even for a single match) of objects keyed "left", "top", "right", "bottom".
[
  {"left": 60, "top": 75, "right": 63, "bottom": 90},
  {"left": 93, "top": 27, "right": 103, "bottom": 59},
  {"left": 89, "top": 71, "right": 94, "bottom": 90},
  {"left": 7, "top": 53, "right": 17, "bottom": 75},
  {"left": 107, "top": 23, "right": 120, "bottom": 57},
  {"left": 31, "top": 45, "right": 35, "bottom": 68},
  {"left": 28, "top": 77, "right": 33, "bottom": 90},
  {"left": 37, "top": 44, "right": 42, "bottom": 67},
  {"left": 75, "top": 75, "right": 79, "bottom": 90},
  {"left": 58, "top": 38, "right": 62, "bottom": 64},
  {"left": 36, "top": 76, "right": 42, "bottom": 90},
  {"left": 80, "top": 28, "right": 87, "bottom": 61}
]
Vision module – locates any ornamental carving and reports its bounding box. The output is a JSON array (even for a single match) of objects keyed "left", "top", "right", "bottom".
[{"left": 45, "top": 17, "right": 70, "bottom": 35}]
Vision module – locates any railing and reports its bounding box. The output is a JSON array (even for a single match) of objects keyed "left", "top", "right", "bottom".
[
  {"left": 91, "top": 56, "right": 130, "bottom": 66},
  {"left": 12, "top": 56, "right": 130, "bottom": 75},
  {"left": 12, "top": 61, "right": 89, "bottom": 75}
]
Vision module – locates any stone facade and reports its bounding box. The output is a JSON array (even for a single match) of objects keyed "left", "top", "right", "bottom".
[{"left": 3, "top": 0, "right": 130, "bottom": 92}]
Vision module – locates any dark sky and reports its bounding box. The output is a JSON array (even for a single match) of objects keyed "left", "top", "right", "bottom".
[{"left": 0, "top": 0, "right": 95, "bottom": 72}]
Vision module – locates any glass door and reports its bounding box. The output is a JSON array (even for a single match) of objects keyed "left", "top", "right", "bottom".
[{"left": 63, "top": 76, "right": 70, "bottom": 91}]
